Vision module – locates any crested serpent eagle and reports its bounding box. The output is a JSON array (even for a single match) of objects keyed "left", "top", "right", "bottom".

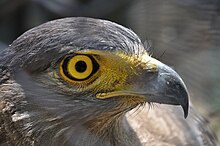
[{"left": 0, "top": 17, "right": 218, "bottom": 146}]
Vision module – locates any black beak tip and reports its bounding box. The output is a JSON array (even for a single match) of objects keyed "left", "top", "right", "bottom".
[
  {"left": 182, "top": 104, "right": 189, "bottom": 118},
  {"left": 181, "top": 95, "right": 189, "bottom": 118}
]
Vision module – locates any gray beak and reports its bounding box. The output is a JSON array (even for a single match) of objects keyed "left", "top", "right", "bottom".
[
  {"left": 96, "top": 56, "right": 189, "bottom": 118},
  {"left": 133, "top": 58, "right": 189, "bottom": 118}
]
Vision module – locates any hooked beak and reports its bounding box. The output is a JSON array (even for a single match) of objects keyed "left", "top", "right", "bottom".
[
  {"left": 137, "top": 58, "right": 189, "bottom": 118},
  {"left": 97, "top": 57, "right": 189, "bottom": 118}
]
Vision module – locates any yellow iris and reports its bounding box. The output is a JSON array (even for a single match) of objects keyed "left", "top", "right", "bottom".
[
  {"left": 68, "top": 55, "right": 93, "bottom": 79},
  {"left": 59, "top": 54, "right": 99, "bottom": 83}
]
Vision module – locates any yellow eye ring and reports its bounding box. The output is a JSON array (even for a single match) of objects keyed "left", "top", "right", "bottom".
[
  {"left": 68, "top": 55, "right": 93, "bottom": 79},
  {"left": 59, "top": 54, "right": 99, "bottom": 82}
]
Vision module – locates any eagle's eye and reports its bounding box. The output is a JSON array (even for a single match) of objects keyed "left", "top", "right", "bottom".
[{"left": 59, "top": 54, "right": 99, "bottom": 83}]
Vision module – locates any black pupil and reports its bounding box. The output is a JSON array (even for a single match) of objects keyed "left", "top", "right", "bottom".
[{"left": 75, "top": 61, "right": 87, "bottom": 73}]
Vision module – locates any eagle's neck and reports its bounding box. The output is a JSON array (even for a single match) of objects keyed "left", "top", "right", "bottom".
[{"left": 84, "top": 110, "right": 141, "bottom": 146}]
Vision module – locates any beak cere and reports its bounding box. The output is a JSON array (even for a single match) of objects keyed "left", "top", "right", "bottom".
[{"left": 131, "top": 58, "right": 189, "bottom": 118}]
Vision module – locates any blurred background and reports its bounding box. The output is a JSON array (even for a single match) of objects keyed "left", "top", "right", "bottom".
[{"left": 0, "top": 0, "right": 220, "bottom": 140}]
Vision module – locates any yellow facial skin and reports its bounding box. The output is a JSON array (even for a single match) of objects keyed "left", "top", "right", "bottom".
[{"left": 59, "top": 50, "right": 157, "bottom": 102}]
